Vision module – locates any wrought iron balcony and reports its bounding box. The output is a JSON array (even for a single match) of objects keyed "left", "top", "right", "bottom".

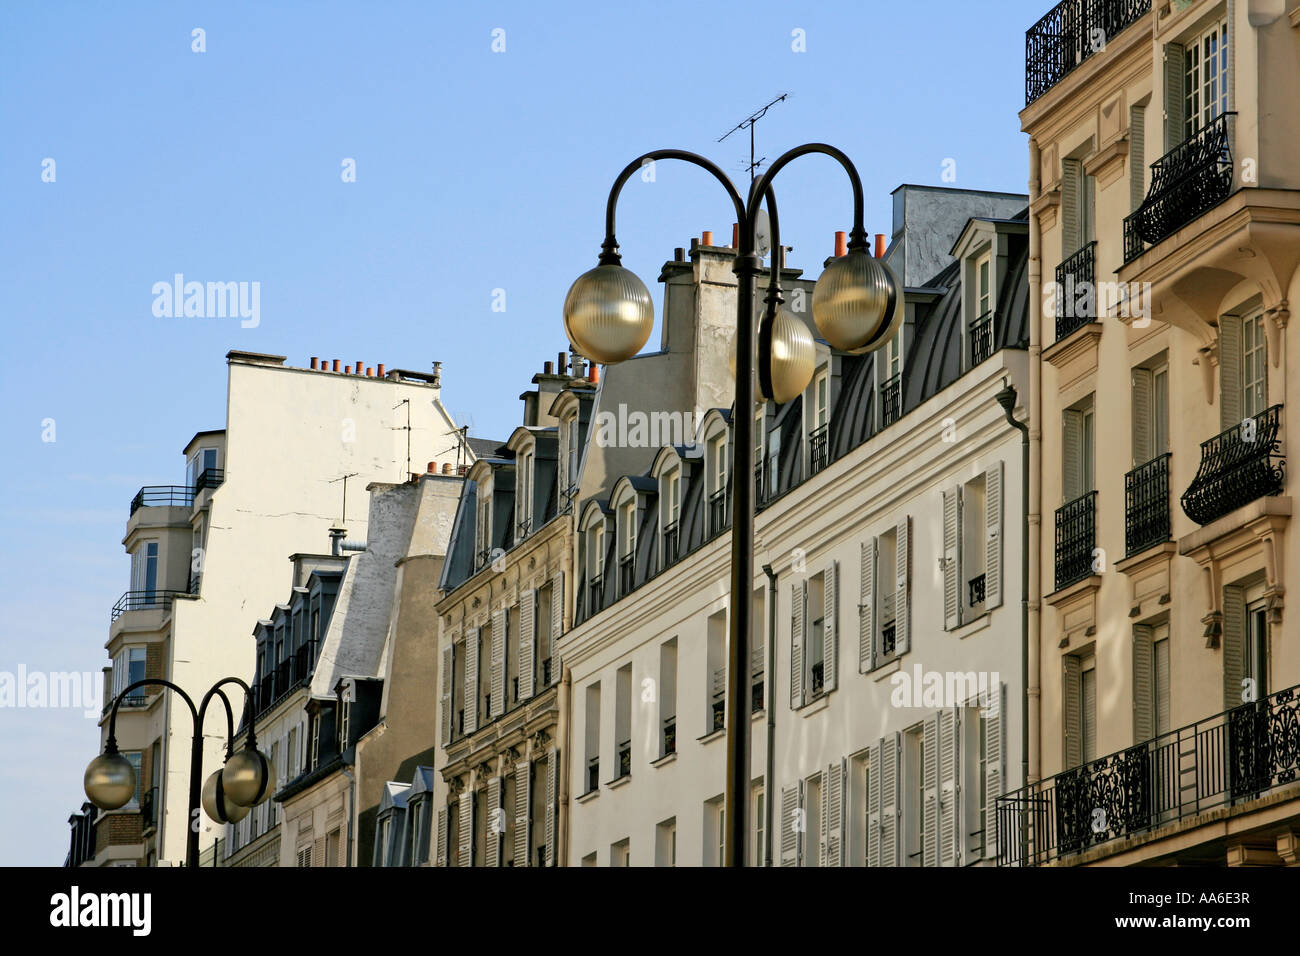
[
  {"left": 129, "top": 485, "right": 193, "bottom": 516},
  {"left": 1054, "top": 240, "right": 1096, "bottom": 341},
  {"left": 1125, "top": 113, "right": 1234, "bottom": 262},
  {"left": 808, "top": 424, "right": 829, "bottom": 476},
  {"left": 970, "top": 311, "right": 996, "bottom": 366},
  {"left": 968, "top": 573, "right": 987, "bottom": 608},
  {"left": 1181, "top": 405, "right": 1285, "bottom": 526},
  {"left": 618, "top": 552, "right": 635, "bottom": 596},
  {"left": 1054, "top": 491, "right": 1097, "bottom": 590},
  {"left": 193, "top": 467, "right": 224, "bottom": 494},
  {"left": 616, "top": 739, "right": 631, "bottom": 779},
  {"left": 111, "top": 589, "right": 184, "bottom": 623},
  {"left": 661, "top": 521, "right": 679, "bottom": 566},
  {"left": 1025, "top": 0, "right": 1150, "bottom": 104},
  {"left": 1125, "top": 453, "right": 1171, "bottom": 556},
  {"left": 707, "top": 488, "right": 728, "bottom": 538},
  {"left": 881, "top": 373, "right": 902, "bottom": 427},
  {"left": 662, "top": 717, "right": 676, "bottom": 756},
  {"left": 997, "top": 683, "right": 1300, "bottom": 866},
  {"left": 881, "top": 620, "right": 897, "bottom": 657},
  {"left": 541, "top": 657, "right": 553, "bottom": 686}
]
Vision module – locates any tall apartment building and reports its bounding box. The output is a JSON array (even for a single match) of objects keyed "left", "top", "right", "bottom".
[
  {"left": 1006, "top": 0, "right": 1300, "bottom": 866},
  {"left": 71, "top": 351, "right": 466, "bottom": 866},
  {"left": 562, "top": 187, "right": 1032, "bottom": 866}
]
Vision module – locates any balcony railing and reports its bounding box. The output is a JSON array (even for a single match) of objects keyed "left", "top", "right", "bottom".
[
  {"left": 708, "top": 488, "right": 728, "bottom": 538},
  {"left": 1181, "top": 405, "right": 1285, "bottom": 526},
  {"left": 881, "top": 374, "right": 902, "bottom": 427},
  {"left": 1054, "top": 491, "right": 1097, "bottom": 590},
  {"left": 193, "top": 467, "right": 224, "bottom": 494},
  {"left": 1025, "top": 0, "right": 1151, "bottom": 105},
  {"left": 587, "top": 575, "right": 604, "bottom": 615},
  {"left": 970, "top": 311, "right": 996, "bottom": 366},
  {"left": 618, "top": 552, "right": 635, "bottom": 596},
  {"left": 129, "top": 485, "right": 193, "bottom": 516},
  {"left": 808, "top": 424, "right": 829, "bottom": 476},
  {"left": 881, "top": 620, "right": 897, "bottom": 657},
  {"left": 754, "top": 463, "right": 765, "bottom": 505},
  {"left": 111, "top": 590, "right": 184, "bottom": 623},
  {"left": 586, "top": 757, "right": 599, "bottom": 795},
  {"left": 662, "top": 717, "right": 676, "bottom": 756},
  {"left": 1125, "top": 453, "right": 1172, "bottom": 556},
  {"left": 616, "top": 739, "right": 631, "bottom": 779},
  {"left": 711, "top": 667, "right": 726, "bottom": 732},
  {"left": 968, "top": 574, "right": 987, "bottom": 608},
  {"left": 661, "top": 522, "right": 679, "bottom": 566},
  {"left": 541, "top": 657, "right": 553, "bottom": 686},
  {"left": 1124, "top": 112, "right": 1234, "bottom": 262},
  {"left": 1054, "top": 240, "right": 1096, "bottom": 341},
  {"left": 997, "top": 683, "right": 1300, "bottom": 866}
]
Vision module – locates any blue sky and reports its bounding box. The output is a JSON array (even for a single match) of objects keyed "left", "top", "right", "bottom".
[{"left": 0, "top": 0, "right": 1044, "bottom": 865}]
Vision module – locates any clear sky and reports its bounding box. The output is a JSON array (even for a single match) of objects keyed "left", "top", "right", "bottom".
[{"left": 0, "top": 0, "right": 1045, "bottom": 865}]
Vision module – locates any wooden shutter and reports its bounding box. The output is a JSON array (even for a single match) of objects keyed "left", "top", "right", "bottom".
[
  {"left": 1063, "top": 655, "right": 1082, "bottom": 768},
  {"left": 1132, "top": 367, "right": 1154, "bottom": 467},
  {"left": 880, "top": 733, "right": 899, "bottom": 867},
  {"left": 486, "top": 776, "right": 502, "bottom": 867},
  {"left": 860, "top": 539, "right": 877, "bottom": 672},
  {"left": 790, "top": 581, "right": 805, "bottom": 709},
  {"left": 544, "top": 747, "right": 558, "bottom": 866},
  {"left": 1222, "top": 585, "right": 1246, "bottom": 710},
  {"left": 490, "top": 609, "right": 506, "bottom": 719},
  {"left": 867, "top": 741, "right": 882, "bottom": 867},
  {"left": 818, "top": 771, "right": 829, "bottom": 867},
  {"left": 1129, "top": 104, "right": 1146, "bottom": 211},
  {"left": 314, "top": 835, "right": 326, "bottom": 868},
  {"left": 457, "top": 792, "right": 473, "bottom": 867},
  {"left": 1062, "top": 409, "right": 1084, "bottom": 502},
  {"left": 1155, "top": 637, "right": 1171, "bottom": 734},
  {"left": 895, "top": 517, "right": 911, "bottom": 655},
  {"left": 1132, "top": 624, "right": 1155, "bottom": 742},
  {"left": 519, "top": 590, "right": 536, "bottom": 701},
  {"left": 779, "top": 786, "right": 798, "bottom": 866},
  {"left": 1060, "top": 157, "right": 1081, "bottom": 256},
  {"left": 514, "top": 760, "right": 531, "bottom": 866},
  {"left": 1163, "top": 43, "right": 1186, "bottom": 151},
  {"left": 551, "top": 571, "right": 564, "bottom": 684},
  {"left": 823, "top": 560, "right": 839, "bottom": 692},
  {"left": 1219, "top": 314, "right": 1243, "bottom": 430},
  {"left": 983, "top": 683, "right": 1003, "bottom": 856},
  {"left": 435, "top": 805, "right": 448, "bottom": 867},
  {"left": 440, "top": 643, "right": 454, "bottom": 745},
  {"left": 943, "top": 489, "right": 961, "bottom": 630},
  {"left": 464, "top": 627, "right": 479, "bottom": 734},
  {"left": 939, "top": 709, "right": 958, "bottom": 866},
  {"left": 826, "top": 760, "right": 844, "bottom": 867},
  {"left": 923, "top": 713, "right": 939, "bottom": 867},
  {"left": 984, "top": 461, "right": 1004, "bottom": 612}
]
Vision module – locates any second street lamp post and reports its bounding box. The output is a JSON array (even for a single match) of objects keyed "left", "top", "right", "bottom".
[
  {"left": 83, "top": 676, "right": 275, "bottom": 867},
  {"left": 564, "top": 143, "right": 901, "bottom": 865}
]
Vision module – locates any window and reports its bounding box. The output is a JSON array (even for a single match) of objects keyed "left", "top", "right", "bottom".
[
  {"left": 1062, "top": 396, "right": 1095, "bottom": 501},
  {"left": 1154, "top": 624, "right": 1171, "bottom": 736},
  {"left": 751, "top": 587, "right": 765, "bottom": 713},
  {"left": 559, "top": 413, "right": 580, "bottom": 510},
  {"left": 474, "top": 484, "right": 492, "bottom": 569},
  {"left": 1246, "top": 598, "right": 1268, "bottom": 699},
  {"left": 849, "top": 752, "right": 870, "bottom": 866},
  {"left": 1241, "top": 311, "right": 1267, "bottom": 419},
  {"left": 130, "top": 541, "right": 159, "bottom": 601},
  {"left": 1082, "top": 656, "right": 1097, "bottom": 763},
  {"left": 753, "top": 785, "right": 765, "bottom": 866},
  {"left": 477, "top": 628, "right": 491, "bottom": 721},
  {"left": 704, "top": 795, "right": 725, "bottom": 867},
  {"left": 1132, "top": 359, "right": 1170, "bottom": 466},
  {"left": 976, "top": 253, "right": 992, "bottom": 319},
  {"left": 585, "top": 518, "right": 605, "bottom": 611},
  {"left": 660, "top": 465, "right": 680, "bottom": 567},
  {"left": 960, "top": 474, "right": 988, "bottom": 617},
  {"left": 809, "top": 368, "right": 830, "bottom": 474},
  {"left": 617, "top": 495, "right": 636, "bottom": 596},
  {"left": 112, "top": 647, "right": 147, "bottom": 703},
  {"left": 803, "top": 773, "right": 822, "bottom": 868},
  {"left": 610, "top": 839, "right": 630, "bottom": 867},
  {"left": 1185, "top": 18, "right": 1228, "bottom": 141},
  {"left": 309, "top": 714, "right": 321, "bottom": 771},
  {"left": 1134, "top": 622, "right": 1173, "bottom": 743},
  {"left": 807, "top": 572, "right": 826, "bottom": 698},
  {"left": 327, "top": 827, "right": 341, "bottom": 867},
  {"left": 655, "top": 818, "right": 676, "bottom": 867},
  {"left": 124, "top": 751, "right": 143, "bottom": 807},
  {"left": 880, "top": 328, "right": 903, "bottom": 426},
  {"left": 791, "top": 562, "right": 839, "bottom": 707},
  {"left": 536, "top": 583, "right": 554, "bottom": 685},
  {"left": 707, "top": 610, "right": 726, "bottom": 733},
  {"left": 1064, "top": 651, "right": 1097, "bottom": 768},
  {"left": 659, "top": 638, "right": 677, "bottom": 757},
  {"left": 506, "top": 605, "right": 520, "bottom": 708},
  {"left": 338, "top": 701, "right": 350, "bottom": 751},
  {"left": 584, "top": 682, "right": 600, "bottom": 795},
  {"left": 187, "top": 447, "right": 218, "bottom": 488},
  {"left": 297, "top": 844, "right": 313, "bottom": 868},
  {"left": 614, "top": 664, "right": 631, "bottom": 780},
  {"left": 517, "top": 450, "right": 533, "bottom": 538},
  {"left": 451, "top": 638, "right": 465, "bottom": 739},
  {"left": 903, "top": 728, "right": 923, "bottom": 866}
]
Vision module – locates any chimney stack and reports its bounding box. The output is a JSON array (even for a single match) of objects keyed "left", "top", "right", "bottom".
[
  {"left": 731, "top": 223, "right": 739, "bottom": 249},
  {"left": 310, "top": 357, "right": 319, "bottom": 370},
  {"left": 432, "top": 361, "right": 443, "bottom": 388},
  {"left": 875, "top": 233, "right": 886, "bottom": 258},
  {"left": 328, "top": 527, "right": 346, "bottom": 557},
  {"left": 834, "top": 231, "right": 847, "bottom": 258},
  {"left": 588, "top": 364, "right": 600, "bottom": 384},
  {"left": 544, "top": 360, "right": 554, "bottom": 374},
  {"left": 377, "top": 363, "right": 385, "bottom": 378},
  {"left": 674, "top": 247, "right": 685, "bottom": 262},
  {"left": 569, "top": 350, "right": 586, "bottom": 379},
  {"left": 702, "top": 230, "right": 714, "bottom": 247},
  {"left": 442, "top": 462, "right": 453, "bottom": 475},
  {"left": 332, "top": 359, "right": 341, "bottom": 372}
]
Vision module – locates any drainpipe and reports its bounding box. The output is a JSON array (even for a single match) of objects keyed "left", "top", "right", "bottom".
[
  {"left": 761, "top": 563, "right": 778, "bottom": 867},
  {"left": 996, "top": 378, "right": 1030, "bottom": 869},
  {"left": 558, "top": 664, "right": 572, "bottom": 868},
  {"left": 1027, "top": 137, "right": 1044, "bottom": 795},
  {"left": 341, "top": 766, "right": 355, "bottom": 867}
]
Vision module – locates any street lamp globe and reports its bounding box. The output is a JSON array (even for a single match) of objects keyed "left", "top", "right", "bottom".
[
  {"left": 84, "top": 751, "right": 137, "bottom": 810},
  {"left": 222, "top": 746, "right": 276, "bottom": 807},
  {"left": 811, "top": 248, "right": 902, "bottom": 354},
  {"left": 731, "top": 308, "right": 816, "bottom": 404},
  {"left": 202, "top": 768, "right": 250, "bottom": 824},
  {"left": 562, "top": 263, "right": 654, "bottom": 365}
]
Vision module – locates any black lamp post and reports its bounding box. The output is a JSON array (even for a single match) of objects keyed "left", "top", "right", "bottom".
[
  {"left": 83, "top": 677, "right": 276, "bottom": 867},
  {"left": 563, "top": 144, "right": 901, "bottom": 865}
]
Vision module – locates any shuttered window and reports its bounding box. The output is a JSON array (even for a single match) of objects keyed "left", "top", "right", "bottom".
[
  {"left": 514, "top": 759, "right": 531, "bottom": 866},
  {"left": 544, "top": 747, "right": 558, "bottom": 866},
  {"left": 1061, "top": 157, "right": 1081, "bottom": 256},
  {"left": 982, "top": 687, "right": 1003, "bottom": 858},
  {"left": 1062, "top": 399, "right": 1095, "bottom": 502},
  {"left": 1133, "top": 624, "right": 1156, "bottom": 742},
  {"left": 1129, "top": 103, "right": 1146, "bottom": 212},
  {"left": 1242, "top": 312, "right": 1267, "bottom": 418},
  {"left": 440, "top": 643, "right": 455, "bottom": 745},
  {"left": 490, "top": 610, "right": 506, "bottom": 719},
  {"left": 1185, "top": 19, "right": 1229, "bottom": 140},
  {"left": 1219, "top": 314, "right": 1244, "bottom": 430},
  {"left": 859, "top": 538, "right": 877, "bottom": 672},
  {"left": 519, "top": 589, "right": 536, "bottom": 702},
  {"left": 1222, "top": 584, "right": 1247, "bottom": 710},
  {"left": 464, "top": 628, "right": 479, "bottom": 734},
  {"left": 1082, "top": 656, "right": 1098, "bottom": 763},
  {"left": 1154, "top": 624, "right": 1171, "bottom": 736},
  {"left": 435, "top": 805, "right": 448, "bottom": 867},
  {"left": 1063, "top": 654, "right": 1083, "bottom": 769},
  {"left": 1163, "top": 43, "right": 1186, "bottom": 150}
]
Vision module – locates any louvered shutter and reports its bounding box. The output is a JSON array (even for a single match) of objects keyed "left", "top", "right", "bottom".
[
  {"left": 1130, "top": 104, "right": 1146, "bottom": 211},
  {"left": 1062, "top": 409, "right": 1084, "bottom": 502},
  {"left": 440, "top": 643, "right": 454, "bottom": 744},
  {"left": 314, "top": 835, "right": 326, "bottom": 870},
  {"left": 1060, "top": 157, "right": 1081, "bottom": 256},
  {"left": 514, "top": 759, "right": 531, "bottom": 866},
  {"left": 823, "top": 560, "right": 839, "bottom": 691},
  {"left": 790, "top": 581, "right": 805, "bottom": 709},
  {"left": 464, "top": 627, "right": 479, "bottom": 734},
  {"left": 983, "top": 683, "right": 1003, "bottom": 856},
  {"left": 486, "top": 776, "right": 502, "bottom": 867},
  {"left": 939, "top": 709, "right": 958, "bottom": 866},
  {"left": 1163, "top": 43, "right": 1186, "bottom": 151},
  {"left": 818, "top": 770, "right": 830, "bottom": 867},
  {"left": 826, "top": 760, "right": 844, "bottom": 867},
  {"left": 435, "top": 805, "right": 448, "bottom": 866},
  {"left": 779, "top": 786, "right": 798, "bottom": 866},
  {"left": 943, "top": 489, "right": 961, "bottom": 629},
  {"left": 457, "top": 792, "right": 473, "bottom": 867},
  {"left": 895, "top": 517, "right": 911, "bottom": 655},
  {"left": 1219, "top": 315, "right": 1243, "bottom": 430},
  {"left": 860, "top": 539, "right": 877, "bottom": 672},
  {"left": 519, "top": 590, "right": 536, "bottom": 700},
  {"left": 1222, "top": 585, "right": 1246, "bottom": 710},
  {"left": 984, "top": 461, "right": 1004, "bottom": 611},
  {"left": 1133, "top": 624, "right": 1155, "bottom": 742},
  {"left": 880, "top": 733, "right": 899, "bottom": 867},
  {"left": 923, "top": 713, "right": 939, "bottom": 867},
  {"left": 490, "top": 609, "right": 506, "bottom": 718},
  {"left": 1132, "top": 367, "right": 1154, "bottom": 467},
  {"left": 1155, "top": 637, "right": 1171, "bottom": 734},
  {"left": 544, "top": 747, "right": 557, "bottom": 866},
  {"left": 551, "top": 571, "right": 564, "bottom": 684},
  {"left": 867, "top": 740, "right": 882, "bottom": 867},
  {"left": 796, "top": 780, "right": 806, "bottom": 866},
  {"left": 1063, "top": 655, "right": 1082, "bottom": 768}
]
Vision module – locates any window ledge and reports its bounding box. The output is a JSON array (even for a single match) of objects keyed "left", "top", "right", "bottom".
[
  {"left": 797, "top": 693, "right": 832, "bottom": 717},
  {"left": 953, "top": 612, "right": 992, "bottom": 640},
  {"left": 869, "top": 657, "right": 902, "bottom": 682},
  {"left": 751, "top": 708, "right": 765, "bottom": 722},
  {"left": 576, "top": 788, "right": 600, "bottom": 804},
  {"left": 605, "top": 774, "right": 632, "bottom": 790},
  {"left": 650, "top": 752, "right": 676, "bottom": 768},
  {"left": 697, "top": 728, "right": 726, "bottom": 745}
]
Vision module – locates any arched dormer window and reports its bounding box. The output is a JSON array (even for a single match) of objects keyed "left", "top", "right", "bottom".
[
  {"left": 614, "top": 485, "right": 637, "bottom": 597},
  {"left": 653, "top": 449, "right": 682, "bottom": 569},
  {"left": 579, "top": 503, "right": 609, "bottom": 615}
]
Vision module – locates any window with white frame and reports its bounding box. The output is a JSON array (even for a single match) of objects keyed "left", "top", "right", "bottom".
[
  {"left": 112, "top": 646, "right": 147, "bottom": 703},
  {"left": 584, "top": 516, "right": 605, "bottom": 612},
  {"left": 517, "top": 449, "right": 533, "bottom": 539},
  {"left": 752, "top": 785, "right": 765, "bottom": 866},
  {"left": 474, "top": 483, "right": 492, "bottom": 569},
  {"left": 617, "top": 495, "right": 636, "bottom": 595},
  {"left": 791, "top": 561, "right": 838, "bottom": 707},
  {"left": 903, "top": 726, "right": 924, "bottom": 867},
  {"left": 1185, "top": 17, "right": 1228, "bottom": 141},
  {"left": 655, "top": 817, "right": 676, "bottom": 867},
  {"left": 1063, "top": 650, "right": 1097, "bottom": 768},
  {"left": 704, "top": 795, "right": 725, "bottom": 867},
  {"left": 1241, "top": 311, "right": 1267, "bottom": 419},
  {"left": 130, "top": 541, "right": 159, "bottom": 601},
  {"left": 660, "top": 464, "right": 680, "bottom": 567}
]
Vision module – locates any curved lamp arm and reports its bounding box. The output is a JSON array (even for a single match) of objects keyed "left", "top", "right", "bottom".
[
  {"left": 749, "top": 142, "right": 868, "bottom": 252},
  {"left": 198, "top": 676, "right": 255, "bottom": 758},
  {"left": 105, "top": 679, "right": 197, "bottom": 754}
]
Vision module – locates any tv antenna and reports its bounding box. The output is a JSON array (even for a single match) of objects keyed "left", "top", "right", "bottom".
[
  {"left": 393, "top": 398, "right": 412, "bottom": 479},
  {"left": 718, "top": 92, "right": 790, "bottom": 183},
  {"left": 329, "top": 473, "right": 360, "bottom": 525}
]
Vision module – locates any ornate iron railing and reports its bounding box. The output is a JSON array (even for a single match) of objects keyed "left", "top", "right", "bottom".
[
  {"left": 1124, "top": 112, "right": 1234, "bottom": 262},
  {"left": 110, "top": 589, "right": 185, "bottom": 623},
  {"left": 616, "top": 739, "right": 631, "bottom": 779},
  {"left": 661, "top": 521, "right": 679, "bottom": 566},
  {"left": 881, "top": 620, "right": 897, "bottom": 657},
  {"left": 708, "top": 488, "right": 728, "bottom": 538},
  {"left": 1025, "top": 0, "right": 1151, "bottom": 104},
  {"left": 1054, "top": 491, "right": 1097, "bottom": 590},
  {"left": 618, "top": 552, "right": 635, "bottom": 596},
  {"left": 586, "top": 757, "right": 600, "bottom": 795},
  {"left": 881, "top": 374, "right": 902, "bottom": 427},
  {"left": 969, "top": 574, "right": 987, "bottom": 607},
  {"left": 662, "top": 717, "right": 676, "bottom": 756},
  {"left": 1125, "top": 453, "right": 1172, "bottom": 556},
  {"left": 1181, "top": 405, "right": 1285, "bottom": 526},
  {"left": 587, "top": 575, "right": 604, "bottom": 615},
  {"left": 129, "top": 485, "right": 193, "bottom": 516},
  {"left": 193, "top": 467, "right": 224, "bottom": 494},
  {"left": 998, "top": 683, "right": 1300, "bottom": 866},
  {"left": 970, "top": 311, "right": 996, "bottom": 366},
  {"left": 808, "top": 424, "right": 829, "bottom": 476},
  {"left": 1055, "top": 240, "right": 1096, "bottom": 340}
]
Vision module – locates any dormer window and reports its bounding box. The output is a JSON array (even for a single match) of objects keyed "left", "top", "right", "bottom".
[
  {"left": 754, "top": 411, "right": 766, "bottom": 502},
  {"left": 660, "top": 465, "right": 680, "bottom": 568},
  {"left": 617, "top": 496, "right": 636, "bottom": 596},
  {"left": 970, "top": 251, "right": 995, "bottom": 367},
  {"left": 517, "top": 450, "right": 533, "bottom": 539},
  {"left": 707, "top": 430, "right": 728, "bottom": 537},
  {"left": 474, "top": 483, "right": 492, "bottom": 570},
  {"left": 561, "top": 415, "right": 581, "bottom": 509},
  {"left": 585, "top": 518, "right": 605, "bottom": 614},
  {"left": 809, "top": 367, "right": 830, "bottom": 476},
  {"left": 881, "top": 330, "right": 903, "bottom": 427}
]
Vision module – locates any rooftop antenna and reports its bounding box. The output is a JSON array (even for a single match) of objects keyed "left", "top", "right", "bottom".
[
  {"left": 392, "top": 398, "right": 411, "bottom": 479},
  {"left": 329, "top": 473, "right": 360, "bottom": 525},
  {"left": 719, "top": 92, "right": 790, "bottom": 185}
]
